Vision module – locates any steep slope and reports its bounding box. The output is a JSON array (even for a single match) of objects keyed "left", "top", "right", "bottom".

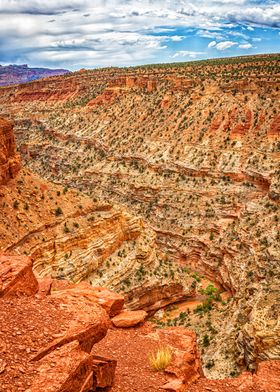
[
  {"left": 0, "top": 54, "right": 279, "bottom": 378},
  {"left": 0, "top": 64, "right": 69, "bottom": 87}
]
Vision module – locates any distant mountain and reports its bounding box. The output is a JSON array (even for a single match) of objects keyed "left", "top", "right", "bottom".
[{"left": 0, "top": 64, "right": 70, "bottom": 87}]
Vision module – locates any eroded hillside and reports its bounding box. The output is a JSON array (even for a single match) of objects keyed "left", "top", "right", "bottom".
[{"left": 0, "top": 54, "right": 279, "bottom": 378}]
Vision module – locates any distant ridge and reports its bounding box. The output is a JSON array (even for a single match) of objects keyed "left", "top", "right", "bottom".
[{"left": 0, "top": 64, "right": 70, "bottom": 87}]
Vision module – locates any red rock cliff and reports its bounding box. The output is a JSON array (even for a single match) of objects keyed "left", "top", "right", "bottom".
[{"left": 0, "top": 118, "right": 21, "bottom": 184}]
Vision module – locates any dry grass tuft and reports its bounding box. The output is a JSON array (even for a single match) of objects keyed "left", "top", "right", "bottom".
[{"left": 148, "top": 346, "right": 172, "bottom": 371}]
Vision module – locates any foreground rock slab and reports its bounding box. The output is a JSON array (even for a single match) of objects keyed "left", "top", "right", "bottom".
[
  {"left": 0, "top": 255, "right": 115, "bottom": 392},
  {"left": 27, "top": 342, "right": 116, "bottom": 392}
]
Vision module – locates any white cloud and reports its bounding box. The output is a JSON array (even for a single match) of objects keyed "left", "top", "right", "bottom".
[
  {"left": 239, "top": 43, "right": 253, "bottom": 49},
  {"left": 197, "top": 30, "right": 225, "bottom": 40},
  {"left": 215, "top": 41, "right": 237, "bottom": 50},
  {"left": 170, "top": 35, "right": 184, "bottom": 42},
  {"left": 172, "top": 51, "right": 205, "bottom": 59},
  {"left": 226, "top": 4, "right": 280, "bottom": 28},
  {"left": 208, "top": 40, "right": 217, "bottom": 48},
  {"left": 227, "top": 31, "right": 249, "bottom": 40}
]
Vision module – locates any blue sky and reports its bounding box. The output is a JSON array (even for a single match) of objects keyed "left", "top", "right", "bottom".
[{"left": 0, "top": 0, "right": 279, "bottom": 70}]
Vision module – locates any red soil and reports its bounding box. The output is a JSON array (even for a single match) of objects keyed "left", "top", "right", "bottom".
[{"left": 93, "top": 324, "right": 168, "bottom": 392}]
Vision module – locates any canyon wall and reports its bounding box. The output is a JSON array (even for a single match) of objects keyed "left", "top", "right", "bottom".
[
  {"left": 0, "top": 54, "right": 279, "bottom": 377},
  {"left": 0, "top": 117, "right": 195, "bottom": 313}
]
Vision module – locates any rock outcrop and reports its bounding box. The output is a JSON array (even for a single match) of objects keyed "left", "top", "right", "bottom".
[
  {"left": 158, "top": 327, "right": 202, "bottom": 391},
  {"left": 125, "top": 282, "right": 196, "bottom": 312},
  {"left": 0, "top": 118, "right": 20, "bottom": 184},
  {"left": 0, "top": 254, "right": 203, "bottom": 392}
]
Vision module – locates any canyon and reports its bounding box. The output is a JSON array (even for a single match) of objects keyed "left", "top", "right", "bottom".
[{"left": 0, "top": 54, "right": 279, "bottom": 391}]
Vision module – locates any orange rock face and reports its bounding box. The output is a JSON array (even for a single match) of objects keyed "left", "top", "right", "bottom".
[
  {"left": 0, "top": 118, "right": 21, "bottom": 184},
  {"left": 231, "top": 109, "right": 252, "bottom": 139},
  {"left": 87, "top": 89, "right": 117, "bottom": 106}
]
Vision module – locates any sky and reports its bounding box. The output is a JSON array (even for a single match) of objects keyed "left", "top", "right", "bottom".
[{"left": 0, "top": 0, "right": 279, "bottom": 70}]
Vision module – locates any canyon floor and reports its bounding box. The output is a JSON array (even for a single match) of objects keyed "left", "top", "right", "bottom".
[{"left": 0, "top": 54, "right": 279, "bottom": 391}]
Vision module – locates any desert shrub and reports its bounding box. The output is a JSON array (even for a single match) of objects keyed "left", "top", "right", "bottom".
[
  {"left": 148, "top": 346, "right": 172, "bottom": 371},
  {"left": 55, "top": 207, "right": 63, "bottom": 216},
  {"left": 13, "top": 200, "right": 19, "bottom": 209},
  {"left": 203, "top": 334, "right": 210, "bottom": 347}
]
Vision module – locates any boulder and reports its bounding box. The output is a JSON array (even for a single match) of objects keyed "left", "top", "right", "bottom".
[
  {"left": 111, "top": 310, "right": 147, "bottom": 327},
  {"left": 29, "top": 342, "right": 116, "bottom": 392},
  {"left": 125, "top": 282, "right": 195, "bottom": 313},
  {"left": 32, "top": 292, "right": 110, "bottom": 361},
  {"left": 51, "top": 283, "right": 124, "bottom": 317},
  {"left": 92, "top": 355, "right": 117, "bottom": 388},
  {"left": 0, "top": 255, "right": 38, "bottom": 297}
]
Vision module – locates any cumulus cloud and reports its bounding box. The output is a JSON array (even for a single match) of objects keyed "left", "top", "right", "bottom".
[
  {"left": 208, "top": 40, "right": 217, "bottom": 48},
  {"left": 172, "top": 50, "right": 205, "bottom": 59},
  {"left": 215, "top": 41, "right": 237, "bottom": 50},
  {"left": 226, "top": 4, "right": 280, "bottom": 28}
]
